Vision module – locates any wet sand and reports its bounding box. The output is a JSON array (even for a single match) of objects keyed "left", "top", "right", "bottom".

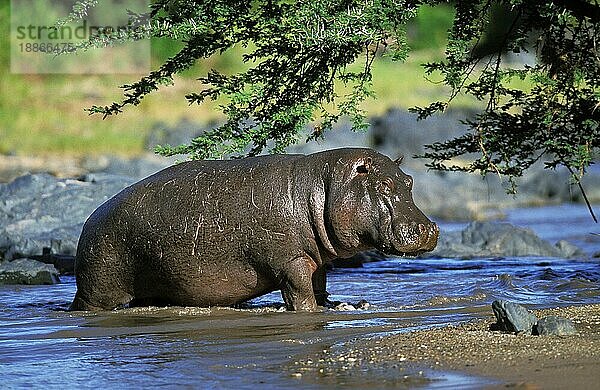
[{"left": 292, "top": 304, "right": 600, "bottom": 389}]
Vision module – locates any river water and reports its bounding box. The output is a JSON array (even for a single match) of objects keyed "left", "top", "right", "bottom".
[{"left": 1, "top": 204, "right": 598, "bottom": 389}]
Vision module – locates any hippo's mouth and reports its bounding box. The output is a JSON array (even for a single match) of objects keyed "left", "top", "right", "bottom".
[{"left": 379, "top": 221, "right": 439, "bottom": 257}]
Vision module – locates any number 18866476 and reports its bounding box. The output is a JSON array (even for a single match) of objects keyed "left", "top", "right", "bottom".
[{"left": 18, "top": 42, "right": 75, "bottom": 54}]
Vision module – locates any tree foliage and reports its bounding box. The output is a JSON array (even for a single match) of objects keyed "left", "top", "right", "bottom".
[
  {"left": 413, "top": 1, "right": 599, "bottom": 189},
  {"left": 64, "top": 1, "right": 599, "bottom": 189}
]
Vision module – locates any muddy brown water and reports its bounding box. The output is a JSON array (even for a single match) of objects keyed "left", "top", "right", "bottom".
[{"left": 1, "top": 204, "right": 599, "bottom": 388}]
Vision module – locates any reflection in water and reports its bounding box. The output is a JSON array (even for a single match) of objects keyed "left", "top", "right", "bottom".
[{"left": 1, "top": 205, "right": 599, "bottom": 388}]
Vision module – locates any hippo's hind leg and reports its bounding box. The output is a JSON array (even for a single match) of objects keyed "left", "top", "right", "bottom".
[
  {"left": 70, "top": 249, "right": 134, "bottom": 311},
  {"left": 70, "top": 290, "right": 115, "bottom": 311},
  {"left": 70, "top": 277, "right": 134, "bottom": 311},
  {"left": 280, "top": 256, "right": 318, "bottom": 312}
]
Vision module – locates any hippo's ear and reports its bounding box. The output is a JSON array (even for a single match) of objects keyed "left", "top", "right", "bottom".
[
  {"left": 394, "top": 155, "right": 404, "bottom": 166},
  {"left": 356, "top": 157, "right": 372, "bottom": 174}
]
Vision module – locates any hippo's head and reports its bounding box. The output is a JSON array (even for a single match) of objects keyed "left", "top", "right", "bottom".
[{"left": 326, "top": 149, "right": 438, "bottom": 257}]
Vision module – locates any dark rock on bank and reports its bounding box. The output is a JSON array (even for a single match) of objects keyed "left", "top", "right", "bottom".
[
  {"left": 0, "top": 173, "right": 134, "bottom": 261},
  {"left": 491, "top": 300, "right": 538, "bottom": 335},
  {"left": 0, "top": 258, "right": 60, "bottom": 285},
  {"left": 490, "top": 301, "right": 578, "bottom": 336},
  {"left": 534, "top": 316, "right": 577, "bottom": 336},
  {"left": 428, "top": 221, "right": 584, "bottom": 259}
]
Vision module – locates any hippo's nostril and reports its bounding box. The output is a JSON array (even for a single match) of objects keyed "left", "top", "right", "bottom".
[{"left": 418, "top": 223, "right": 426, "bottom": 234}]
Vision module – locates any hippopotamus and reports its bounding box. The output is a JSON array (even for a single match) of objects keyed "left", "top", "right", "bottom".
[{"left": 71, "top": 148, "right": 438, "bottom": 311}]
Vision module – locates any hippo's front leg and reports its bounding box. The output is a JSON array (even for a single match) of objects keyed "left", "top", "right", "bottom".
[
  {"left": 280, "top": 256, "right": 318, "bottom": 311},
  {"left": 312, "top": 266, "right": 330, "bottom": 307}
]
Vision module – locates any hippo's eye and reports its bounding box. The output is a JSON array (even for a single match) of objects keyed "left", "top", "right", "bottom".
[
  {"left": 381, "top": 177, "right": 395, "bottom": 194},
  {"left": 404, "top": 177, "right": 413, "bottom": 190}
]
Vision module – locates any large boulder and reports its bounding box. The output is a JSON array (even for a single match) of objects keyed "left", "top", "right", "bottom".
[
  {"left": 428, "top": 221, "right": 584, "bottom": 259},
  {"left": 520, "top": 167, "right": 600, "bottom": 205},
  {"left": 0, "top": 173, "right": 134, "bottom": 261},
  {"left": 409, "top": 166, "right": 600, "bottom": 221},
  {"left": 0, "top": 258, "right": 60, "bottom": 285},
  {"left": 409, "top": 170, "right": 512, "bottom": 221}
]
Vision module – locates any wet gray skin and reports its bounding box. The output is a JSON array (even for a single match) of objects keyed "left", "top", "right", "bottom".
[{"left": 71, "top": 148, "right": 439, "bottom": 312}]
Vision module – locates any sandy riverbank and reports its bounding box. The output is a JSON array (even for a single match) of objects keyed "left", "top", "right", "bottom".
[{"left": 291, "top": 304, "right": 600, "bottom": 389}]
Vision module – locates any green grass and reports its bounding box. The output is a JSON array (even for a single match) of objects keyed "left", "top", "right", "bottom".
[
  {"left": 3, "top": 55, "right": 481, "bottom": 156},
  {"left": 0, "top": 2, "right": 482, "bottom": 157}
]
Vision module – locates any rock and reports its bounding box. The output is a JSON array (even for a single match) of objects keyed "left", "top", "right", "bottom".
[
  {"left": 0, "top": 173, "right": 134, "bottom": 261},
  {"left": 80, "top": 153, "right": 176, "bottom": 180},
  {"left": 29, "top": 247, "right": 75, "bottom": 275},
  {"left": 0, "top": 258, "right": 60, "bottom": 285},
  {"left": 520, "top": 167, "right": 600, "bottom": 205},
  {"left": 405, "top": 164, "right": 600, "bottom": 221},
  {"left": 354, "top": 299, "right": 371, "bottom": 310},
  {"left": 428, "top": 221, "right": 583, "bottom": 259},
  {"left": 534, "top": 316, "right": 577, "bottom": 336},
  {"left": 93, "top": 155, "right": 174, "bottom": 180},
  {"left": 368, "top": 108, "right": 473, "bottom": 170},
  {"left": 286, "top": 120, "right": 371, "bottom": 155},
  {"left": 491, "top": 300, "right": 538, "bottom": 334},
  {"left": 555, "top": 240, "right": 585, "bottom": 258},
  {"left": 411, "top": 169, "right": 524, "bottom": 221},
  {"left": 333, "top": 302, "right": 357, "bottom": 311},
  {"left": 0, "top": 154, "right": 86, "bottom": 183},
  {"left": 462, "top": 222, "right": 558, "bottom": 257},
  {"left": 331, "top": 250, "right": 388, "bottom": 268}
]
